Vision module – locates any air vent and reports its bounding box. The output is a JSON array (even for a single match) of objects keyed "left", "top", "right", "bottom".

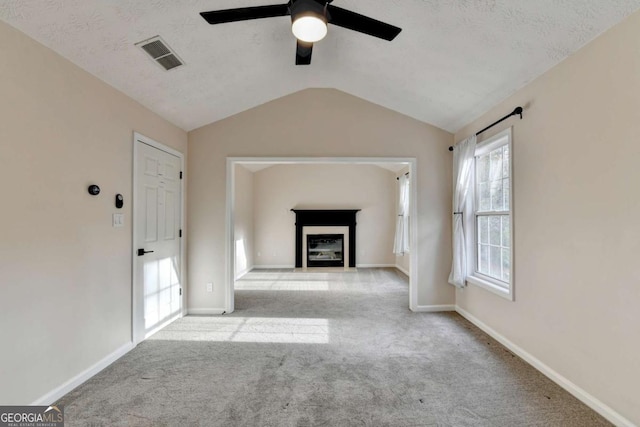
[{"left": 135, "top": 36, "right": 184, "bottom": 71}]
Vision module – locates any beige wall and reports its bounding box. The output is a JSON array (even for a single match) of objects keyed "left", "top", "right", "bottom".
[
  {"left": 234, "top": 165, "right": 254, "bottom": 278},
  {"left": 0, "top": 21, "right": 187, "bottom": 404},
  {"left": 395, "top": 165, "right": 411, "bottom": 276},
  {"left": 188, "top": 88, "right": 453, "bottom": 311},
  {"left": 252, "top": 164, "right": 396, "bottom": 268},
  {"left": 454, "top": 10, "right": 640, "bottom": 424}
]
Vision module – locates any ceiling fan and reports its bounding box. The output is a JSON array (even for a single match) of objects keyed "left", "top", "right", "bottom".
[{"left": 200, "top": 0, "right": 402, "bottom": 65}]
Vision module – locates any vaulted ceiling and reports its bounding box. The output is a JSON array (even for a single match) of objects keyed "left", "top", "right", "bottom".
[{"left": 2, "top": 1, "right": 639, "bottom": 132}]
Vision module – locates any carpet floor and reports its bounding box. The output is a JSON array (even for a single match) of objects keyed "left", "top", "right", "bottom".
[{"left": 57, "top": 268, "right": 610, "bottom": 426}]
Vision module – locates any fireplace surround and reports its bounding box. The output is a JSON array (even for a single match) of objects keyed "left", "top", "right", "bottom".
[{"left": 291, "top": 209, "right": 360, "bottom": 268}]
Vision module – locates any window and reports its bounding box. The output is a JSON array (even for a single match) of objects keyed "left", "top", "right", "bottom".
[{"left": 467, "top": 129, "right": 513, "bottom": 299}]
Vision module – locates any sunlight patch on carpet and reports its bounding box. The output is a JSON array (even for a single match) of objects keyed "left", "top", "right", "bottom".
[
  {"left": 235, "top": 280, "right": 330, "bottom": 291},
  {"left": 149, "top": 317, "right": 329, "bottom": 344}
]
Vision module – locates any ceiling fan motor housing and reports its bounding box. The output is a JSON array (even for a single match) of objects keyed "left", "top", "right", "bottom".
[{"left": 290, "top": 0, "right": 329, "bottom": 24}]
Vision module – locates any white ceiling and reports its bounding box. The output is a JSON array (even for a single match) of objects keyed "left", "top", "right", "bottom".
[{"left": 2, "top": 1, "right": 639, "bottom": 132}]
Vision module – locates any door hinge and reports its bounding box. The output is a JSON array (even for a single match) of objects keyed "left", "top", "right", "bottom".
[
  {"left": 179, "top": 288, "right": 182, "bottom": 296},
  {"left": 180, "top": 171, "right": 183, "bottom": 179},
  {"left": 179, "top": 229, "right": 182, "bottom": 238}
]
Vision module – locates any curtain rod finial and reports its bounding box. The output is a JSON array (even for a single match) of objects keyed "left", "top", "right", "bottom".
[
  {"left": 513, "top": 106, "right": 523, "bottom": 119},
  {"left": 448, "top": 146, "right": 454, "bottom": 151}
]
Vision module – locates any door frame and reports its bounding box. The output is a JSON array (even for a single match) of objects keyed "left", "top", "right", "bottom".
[
  {"left": 132, "top": 132, "right": 186, "bottom": 345},
  {"left": 225, "top": 156, "right": 418, "bottom": 314}
]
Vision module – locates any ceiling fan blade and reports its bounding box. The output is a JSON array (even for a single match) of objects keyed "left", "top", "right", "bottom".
[
  {"left": 200, "top": 4, "right": 290, "bottom": 25},
  {"left": 327, "top": 5, "right": 401, "bottom": 41},
  {"left": 296, "top": 41, "right": 313, "bottom": 65}
]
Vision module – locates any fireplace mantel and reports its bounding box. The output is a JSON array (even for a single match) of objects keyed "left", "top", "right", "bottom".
[{"left": 291, "top": 209, "right": 360, "bottom": 268}]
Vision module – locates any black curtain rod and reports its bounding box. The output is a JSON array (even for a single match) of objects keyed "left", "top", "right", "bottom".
[
  {"left": 448, "top": 106, "right": 523, "bottom": 151},
  {"left": 396, "top": 172, "right": 409, "bottom": 180}
]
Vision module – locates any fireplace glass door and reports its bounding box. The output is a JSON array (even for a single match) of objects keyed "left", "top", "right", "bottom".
[{"left": 307, "top": 234, "right": 344, "bottom": 267}]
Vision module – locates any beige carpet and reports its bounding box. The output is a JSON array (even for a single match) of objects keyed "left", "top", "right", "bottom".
[{"left": 57, "top": 268, "right": 610, "bottom": 426}]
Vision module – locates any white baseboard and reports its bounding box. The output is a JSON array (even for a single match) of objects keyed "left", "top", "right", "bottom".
[
  {"left": 251, "top": 264, "right": 398, "bottom": 270},
  {"left": 143, "top": 313, "right": 182, "bottom": 341},
  {"left": 455, "top": 306, "right": 634, "bottom": 427},
  {"left": 356, "top": 264, "right": 396, "bottom": 268},
  {"left": 252, "top": 264, "right": 295, "bottom": 269},
  {"left": 235, "top": 265, "right": 254, "bottom": 280},
  {"left": 412, "top": 304, "right": 455, "bottom": 312},
  {"left": 395, "top": 265, "right": 410, "bottom": 276},
  {"left": 31, "top": 341, "right": 135, "bottom": 406},
  {"left": 187, "top": 308, "right": 226, "bottom": 315}
]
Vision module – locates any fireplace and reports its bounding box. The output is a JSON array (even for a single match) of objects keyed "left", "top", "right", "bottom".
[
  {"left": 291, "top": 209, "right": 360, "bottom": 268},
  {"left": 307, "top": 234, "right": 344, "bottom": 267}
]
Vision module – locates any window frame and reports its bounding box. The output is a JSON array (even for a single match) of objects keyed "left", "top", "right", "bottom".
[{"left": 466, "top": 128, "right": 514, "bottom": 300}]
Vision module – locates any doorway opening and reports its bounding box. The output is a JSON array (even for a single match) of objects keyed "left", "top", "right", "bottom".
[{"left": 226, "top": 157, "right": 418, "bottom": 313}]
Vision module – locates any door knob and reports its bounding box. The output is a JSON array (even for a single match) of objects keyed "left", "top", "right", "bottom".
[{"left": 137, "top": 249, "right": 155, "bottom": 256}]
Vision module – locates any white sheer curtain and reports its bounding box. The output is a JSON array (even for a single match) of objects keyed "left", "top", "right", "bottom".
[
  {"left": 393, "top": 174, "right": 410, "bottom": 255},
  {"left": 448, "top": 135, "right": 476, "bottom": 288}
]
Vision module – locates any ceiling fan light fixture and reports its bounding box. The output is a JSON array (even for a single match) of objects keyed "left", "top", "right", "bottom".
[
  {"left": 200, "top": 0, "right": 402, "bottom": 65},
  {"left": 291, "top": 14, "right": 327, "bottom": 43}
]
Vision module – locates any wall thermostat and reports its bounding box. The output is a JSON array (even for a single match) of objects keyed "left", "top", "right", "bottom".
[
  {"left": 88, "top": 185, "right": 100, "bottom": 196},
  {"left": 115, "top": 194, "right": 124, "bottom": 209}
]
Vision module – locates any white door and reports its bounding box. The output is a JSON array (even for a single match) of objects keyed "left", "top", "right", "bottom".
[{"left": 134, "top": 140, "right": 182, "bottom": 342}]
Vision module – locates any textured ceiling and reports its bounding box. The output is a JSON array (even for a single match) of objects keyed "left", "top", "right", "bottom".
[{"left": 2, "top": 1, "right": 639, "bottom": 132}]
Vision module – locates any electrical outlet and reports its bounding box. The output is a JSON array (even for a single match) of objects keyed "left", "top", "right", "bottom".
[
  {"left": 206, "top": 282, "right": 213, "bottom": 292},
  {"left": 257, "top": 252, "right": 261, "bottom": 257}
]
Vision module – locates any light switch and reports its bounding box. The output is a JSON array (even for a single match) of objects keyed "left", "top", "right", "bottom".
[{"left": 113, "top": 213, "right": 124, "bottom": 227}]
